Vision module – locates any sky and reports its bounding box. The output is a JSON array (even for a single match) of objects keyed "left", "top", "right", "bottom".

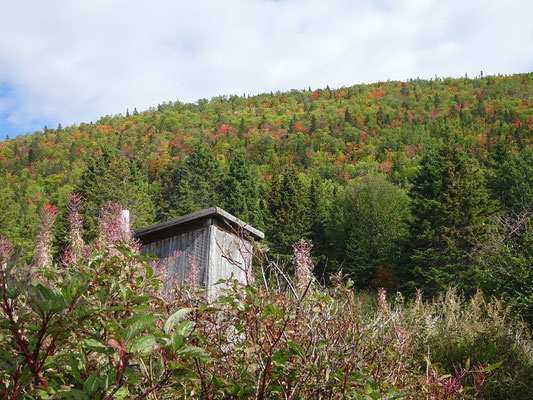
[{"left": 0, "top": 0, "right": 531, "bottom": 141}]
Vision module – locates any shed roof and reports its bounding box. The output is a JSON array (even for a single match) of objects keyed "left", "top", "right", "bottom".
[{"left": 133, "top": 206, "right": 265, "bottom": 241}]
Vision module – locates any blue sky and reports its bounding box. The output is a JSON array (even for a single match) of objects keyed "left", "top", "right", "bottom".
[{"left": 0, "top": 0, "right": 531, "bottom": 141}]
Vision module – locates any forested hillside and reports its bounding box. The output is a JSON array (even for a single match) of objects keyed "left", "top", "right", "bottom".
[{"left": 1, "top": 73, "right": 532, "bottom": 317}]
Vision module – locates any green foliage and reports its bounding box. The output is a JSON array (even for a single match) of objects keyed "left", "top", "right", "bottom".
[
  {"left": 219, "top": 149, "right": 263, "bottom": 228},
  {"left": 155, "top": 163, "right": 196, "bottom": 221},
  {"left": 78, "top": 146, "right": 155, "bottom": 239},
  {"left": 475, "top": 212, "right": 533, "bottom": 324},
  {"left": 0, "top": 244, "right": 207, "bottom": 399},
  {"left": 0, "top": 72, "right": 532, "bottom": 329},
  {"left": 405, "top": 132, "right": 498, "bottom": 295},
  {"left": 266, "top": 166, "right": 309, "bottom": 257},
  {"left": 1, "top": 198, "right": 532, "bottom": 399},
  {"left": 329, "top": 174, "right": 410, "bottom": 289},
  {"left": 403, "top": 289, "right": 533, "bottom": 400},
  {"left": 489, "top": 147, "right": 533, "bottom": 213}
]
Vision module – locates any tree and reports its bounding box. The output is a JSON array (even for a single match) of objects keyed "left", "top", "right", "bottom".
[
  {"left": 329, "top": 174, "right": 410, "bottom": 289},
  {"left": 266, "top": 167, "right": 308, "bottom": 257},
  {"left": 185, "top": 143, "right": 222, "bottom": 209},
  {"left": 404, "top": 132, "right": 497, "bottom": 295},
  {"left": 476, "top": 211, "right": 533, "bottom": 324},
  {"left": 78, "top": 146, "right": 155, "bottom": 239},
  {"left": 309, "top": 115, "right": 317, "bottom": 133},
  {"left": 155, "top": 163, "right": 196, "bottom": 221},
  {"left": 489, "top": 148, "right": 533, "bottom": 214},
  {"left": 0, "top": 174, "right": 21, "bottom": 244},
  {"left": 219, "top": 149, "right": 263, "bottom": 229}
]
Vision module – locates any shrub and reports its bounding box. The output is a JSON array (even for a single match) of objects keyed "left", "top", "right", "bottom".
[{"left": 1, "top": 199, "right": 530, "bottom": 398}]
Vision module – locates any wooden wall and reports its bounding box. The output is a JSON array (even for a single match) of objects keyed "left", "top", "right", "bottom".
[{"left": 141, "top": 222, "right": 253, "bottom": 299}]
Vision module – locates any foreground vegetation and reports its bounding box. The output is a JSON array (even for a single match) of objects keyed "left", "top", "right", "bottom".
[{"left": 0, "top": 200, "right": 532, "bottom": 399}]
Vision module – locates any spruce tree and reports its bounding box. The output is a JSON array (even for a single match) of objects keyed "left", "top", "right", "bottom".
[
  {"left": 78, "top": 146, "right": 155, "bottom": 239},
  {"left": 155, "top": 164, "right": 196, "bottom": 221},
  {"left": 405, "top": 132, "right": 497, "bottom": 295},
  {"left": 219, "top": 149, "right": 263, "bottom": 228},
  {"left": 489, "top": 147, "right": 533, "bottom": 214},
  {"left": 266, "top": 166, "right": 308, "bottom": 257},
  {"left": 185, "top": 143, "right": 222, "bottom": 209}
]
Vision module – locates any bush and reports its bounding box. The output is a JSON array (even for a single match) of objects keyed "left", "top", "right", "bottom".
[{"left": 0, "top": 199, "right": 531, "bottom": 398}]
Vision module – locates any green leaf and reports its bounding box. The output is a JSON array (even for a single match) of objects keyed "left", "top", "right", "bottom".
[
  {"left": 83, "top": 372, "right": 100, "bottom": 395},
  {"left": 287, "top": 341, "right": 305, "bottom": 358},
  {"left": 124, "top": 314, "right": 157, "bottom": 341},
  {"left": 132, "top": 304, "right": 151, "bottom": 313},
  {"left": 116, "top": 245, "right": 134, "bottom": 259},
  {"left": 172, "top": 332, "right": 186, "bottom": 349},
  {"left": 176, "top": 321, "right": 195, "bottom": 337},
  {"left": 129, "top": 334, "right": 156, "bottom": 354},
  {"left": 475, "top": 360, "right": 502, "bottom": 373},
  {"left": 144, "top": 264, "right": 154, "bottom": 279},
  {"left": 68, "top": 357, "right": 84, "bottom": 384},
  {"left": 83, "top": 338, "right": 108, "bottom": 353},
  {"left": 164, "top": 308, "right": 194, "bottom": 334},
  {"left": 57, "top": 389, "right": 89, "bottom": 400},
  {"left": 176, "top": 345, "right": 209, "bottom": 358},
  {"left": 138, "top": 253, "right": 158, "bottom": 262}
]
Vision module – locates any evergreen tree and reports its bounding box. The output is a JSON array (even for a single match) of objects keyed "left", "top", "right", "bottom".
[
  {"left": 490, "top": 148, "right": 533, "bottom": 213},
  {"left": 305, "top": 178, "right": 330, "bottom": 280},
  {"left": 155, "top": 164, "right": 196, "bottom": 221},
  {"left": 344, "top": 108, "right": 352, "bottom": 125},
  {"left": 309, "top": 115, "right": 317, "bottom": 133},
  {"left": 0, "top": 174, "right": 22, "bottom": 243},
  {"left": 185, "top": 143, "right": 222, "bottom": 209},
  {"left": 78, "top": 146, "right": 155, "bottom": 239},
  {"left": 238, "top": 117, "right": 246, "bottom": 135},
  {"left": 266, "top": 167, "right": 308, "bottom": 257},
  {"left": 219, "top": 149, "right": 263, "bottom": 228},
  {"left": 405, "top": 132, "right": 497, "bottom": 295},
  {"left": 28, "top": 137, "right": 42, "bottom": 163}
]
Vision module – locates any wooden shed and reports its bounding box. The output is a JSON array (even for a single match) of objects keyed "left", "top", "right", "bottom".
[{"left": 133, "top": 207, "right": 264, "bottom": 299}]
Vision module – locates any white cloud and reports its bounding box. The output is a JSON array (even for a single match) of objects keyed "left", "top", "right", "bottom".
[{"left": 0, "top": 0, "right": 531, "bottom": 136}]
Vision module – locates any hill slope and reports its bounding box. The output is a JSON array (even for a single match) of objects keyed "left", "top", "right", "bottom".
[{"left": 0, "top": 73, "right": 531, "bottom": 306}]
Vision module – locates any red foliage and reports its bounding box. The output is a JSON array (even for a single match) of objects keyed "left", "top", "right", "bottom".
[
  {"left": 216, "top": 126, "right": 237, "bottom": 137},
  {"left": 312, "top": 91, "right": 318, "bottom": 100},
  {"left": 43, "top": 201, "right": 58, "bottom": 216},
  {"left": 380, "top": 161, "right": 391, "bottom": 172},
  {"left": 369, "top": 89, "right": 386, "bottom": 99}
]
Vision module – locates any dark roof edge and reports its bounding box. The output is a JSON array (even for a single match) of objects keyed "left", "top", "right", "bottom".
[{"left": 133, "top": 206, "right": 265, "bottom": 240}]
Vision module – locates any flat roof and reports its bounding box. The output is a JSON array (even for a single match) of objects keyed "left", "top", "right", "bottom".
[{"left": 133, "top": 206, "right": 265, "bottom": 240}]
